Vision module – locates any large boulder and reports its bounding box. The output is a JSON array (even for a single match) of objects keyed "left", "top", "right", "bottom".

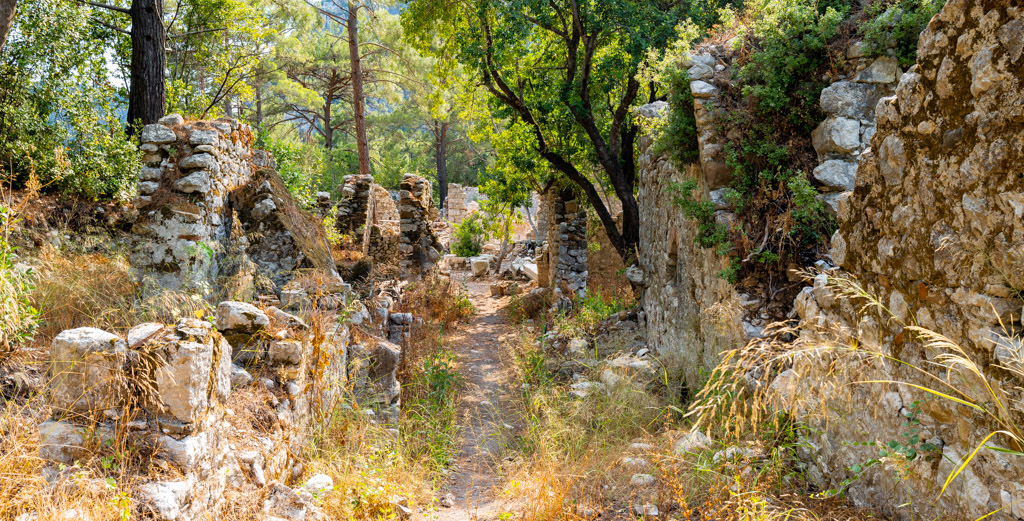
[{"left": 216, "top": 301, "right": 270, "bottom": 333}]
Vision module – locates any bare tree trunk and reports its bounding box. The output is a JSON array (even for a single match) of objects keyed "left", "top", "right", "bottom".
[
  {"left": 522, "top": 204, "right": 539, "bottom": 242},
  {"left": 126, "top": 0, "right": 166, "bottom": 132},
  {"left": 436, "top": 120, "right": 448, "bottom": 208},
  {"left": 347, "top": 1, "right": 370, "bottom": 178},
  {"left": 0, "top": 0, "right": 15, "bottom": 53}
]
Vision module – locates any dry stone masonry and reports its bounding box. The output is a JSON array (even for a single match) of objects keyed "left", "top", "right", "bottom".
[
  {"left": 811, "top": 49, "right": 901, "bottom": 214},
  {"left": 40, "top": 293, "right": 409, "bottom": 521},
  {"left": 131, "top": 116, "right": 256, "bottom": 290},
  {"left": 131, "top": 116, "right": 339, "bottom": 293},
  {"left": 398, "top": 174, "right": 442, "bottom": 277},
  {"left": 635, "top": 103, "right": 747, "bottom": 386}
]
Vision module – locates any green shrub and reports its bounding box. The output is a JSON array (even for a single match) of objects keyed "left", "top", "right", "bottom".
[
  {"left": 0, "top": 0, "right": 140, "bottom": 201},
  {"left": 451, "top": 214, "right": 485, "bottom": 258},
  {"left": 257, "top": 136, "right": 326, "bottom": 207},
  {"left": 657, "top": 69, "right": 701, "bottom": 165},
  {"left": 670, "top": 180, "right": 730, "bottom": 254},
  {"left": 735, "top": 0, "right": 849, "bottom": 127},
  {"left": 0, "top": 204, "right": 38, "bottom": 357},
  {"left": 860, "top": 0, "right": 945, "bottom": 68}
]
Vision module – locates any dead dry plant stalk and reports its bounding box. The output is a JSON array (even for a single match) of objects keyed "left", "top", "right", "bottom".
[{"left": 687, "top": 271, "right": 1024, "bottom": 504}]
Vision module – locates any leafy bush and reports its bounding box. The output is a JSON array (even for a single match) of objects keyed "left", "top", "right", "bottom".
[
  {"left": 0, "top": 0, "right": 140, "bottom": 201},
  {"left": 0, "top": 204, "right": 38, "bottom": 357},
  {"left": 670, "top": 180, "right": 730, "bottom": 253},
  {"left": 451, "top": 214, "right": 485, "bottom": 258},
  {"left": 735, "top": 0, "right": 849, "bottom": 127},
  {"left": 257, "top": 136, "right": 327, "bottom": 207},
  {"left": 860, "top": 0, "right": 945, "bottom": 67}
]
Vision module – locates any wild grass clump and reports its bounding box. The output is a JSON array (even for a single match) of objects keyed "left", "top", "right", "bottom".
[
  {"left": 304, "top": 405, "right": 432, "bottom": 521},
  {"left": 551, "top": 286, "right": 634, "bottom": 340},
  {"left": 401, "top": 348, "right": 464, "bottom": 473},
  {"left": 28, "top": 246, "right": 207, "bottom": 346},
  {"left": 687, "top": 272, "right": 1024, "bottom": 513},
  {"left": 1, "top": 202, "right": 38, "bottom": 359},
  {"left": 502, "top": 333, "right": 671, "bottom": 518}
]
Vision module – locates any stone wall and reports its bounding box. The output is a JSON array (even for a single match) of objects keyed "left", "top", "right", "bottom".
[
  {"left": 780, "top": 2, "right": 1024, "bottom": 518},
  {"left": 811, "top": 50, "right": 901, "bottom": 214},
  {"left": 636, "top": 104, "right": 747, "bottom": 388},
  {"left": 131, "top": 116, "right": 255, "bottom": 290},
  {"left": 39, "top": 296, "right": 408, "bottom": 520},
  {"left": 131, "top": 116, "right": 339, "bottom": 292},
  {"left": 535, "top": 188, "right": 588, "bottom": 298},
  {"left": 335, "top": 174, "right": 375, "bottom": 235},
  {"left": 399, "top": 174, "right": 442, "bottom": 277}
]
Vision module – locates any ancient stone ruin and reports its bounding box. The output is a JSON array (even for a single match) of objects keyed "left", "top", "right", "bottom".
[
  {"left": 398, "top": 173, "right": 442, "bottom": 277},
  {"left": 535, "top": 188, "right": 588, "bottom": 298},
  {"left": 636, "top": 1, "right": 1024, "bottom": 518},
  {"left": 130, "top": 116, "right": 339, "bottom": 293}
]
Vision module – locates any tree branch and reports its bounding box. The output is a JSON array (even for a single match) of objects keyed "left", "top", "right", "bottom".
[
  {"left": 90, "top": 17, "right": 130, "bottom": 35},
  {"left": 81, "top": 0, "right": 129, "bottom": 15}
]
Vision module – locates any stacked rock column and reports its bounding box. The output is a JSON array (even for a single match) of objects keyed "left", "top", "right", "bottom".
[
  {"left": 398, "top": 174, "right": 442, "bottom": 278},
  {"left": 547, "top": 188, "right": 588, "bottom": 298},
  {"left": 810, "top": 49, "right": 900, "bottom": 214}
]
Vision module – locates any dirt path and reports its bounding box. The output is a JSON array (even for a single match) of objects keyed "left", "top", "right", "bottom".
[{"left": 424, "top": 275, "right": 521, "bottom": 521}]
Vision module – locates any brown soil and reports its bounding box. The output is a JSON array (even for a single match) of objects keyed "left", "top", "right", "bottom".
[{"left": 420, "top": 274, "right": 523, "bottom": 521}]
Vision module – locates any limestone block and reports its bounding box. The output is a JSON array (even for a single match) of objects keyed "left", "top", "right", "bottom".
[
  {"left": 156, "top": 340, "right": 215, "bottom": 423},
  {"left": 140, "top": 167, "right": 163, "bottom": 181},
  {"left": 128, "top": 322, "right": 166, "bottom": 348},
  {"left": 188, "top": 129, "right": 219, "bottom": 146},
  {"left": 173, "top": 171, "right": 212, "bottom": 194},
  {"left": 139, "top": 181, "right": 160, "bottom": 195},
  {"left": 470, "top": 256, "right": 490, "bottom": 277},
  {"left": 38, "top": 420, "right": 114, "bottom": 464},
  {"left": 522, "top": 262, "right": 539, "bottom": 283},
  {"left": 687, "top": 62, "right": 714, "bottom": 81},
  {"left": 853, "top": 56, "right": 899, "bottom": 84},
  {"left": 141, "top": 124, "right": 176, "bottom": 144},
  {"left": 269, "top": 340, "right": 305, "bottom": 366},
  {"left": 812, "top": 117, "right": 861, "bottom": 155},
  {"left": 136, "top": 481, "right": 191, "bottom": 521},
  {"left": 216, "top": 301, "right": 269, "bottom": 333},
  {"left": 690, "top": 80, "right": 717, "bottom": 99},
  {"left": 819, "top": 81, "right": 884, "bottom": 120},
  {"left": 158, "top": 114, "right": 185, "bottom": 126},
  {"left": 49, "top": 328, "right": 128, "bottom": 414},
  {"left": 178, "top": 153, "right": 218, "bottom": 172},
  {"left": 812, "top": 160, "right": 857, "bottom": 191}
]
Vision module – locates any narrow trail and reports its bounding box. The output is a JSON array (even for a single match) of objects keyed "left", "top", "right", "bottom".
[{"left": 424, "top": 275, "right": 522, "bottom": 521}]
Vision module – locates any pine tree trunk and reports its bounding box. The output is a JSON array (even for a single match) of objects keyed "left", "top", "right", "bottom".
[
  {"left": 347, "top": 1, "right": 371, "bottom": 178},
  {"left": 436, "top": 121, "right": 448, "bottom": 208},
  {"left": 0, "top": 0, "right": 16, "bottom": 53},
  {"left": 127, "top": 0, "right": 166, "bottom": 132}
]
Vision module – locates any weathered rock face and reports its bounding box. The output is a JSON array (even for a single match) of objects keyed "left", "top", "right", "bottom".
[
  {"left": 635, "top": 112, "right": 746, "bottom": 388},
  {"left": 131, "top": 118, "right": 256, "bottom": 290},
  {"left": 230, "top": 168, "right": 339, "bottom": 287},
  {"left": 398, "top": 174, "right": 442, "bottom": 277},
  {"left": 783, "top": 2, "right": 1024, "bottom": 519}
]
